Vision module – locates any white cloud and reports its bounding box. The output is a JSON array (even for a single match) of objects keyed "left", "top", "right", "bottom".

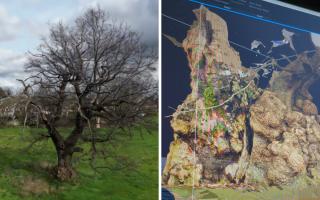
[
  {"left": 0, "top": 0, "right": 158, "bottom": 89},
  {"left": 0, "top": 49, "right": 27, "bottom": 88},
  {"left": 0, "top": 4, "right": 20, "bottom": 41},
  {"left": 311, "top": 33, "right": 320, "bottom": 47},
  {"left": 77, "top": 0, "right": 158, "bottom": 46},
  {"left": 29, "top": 0, "right": 42, "bottom": 4}
]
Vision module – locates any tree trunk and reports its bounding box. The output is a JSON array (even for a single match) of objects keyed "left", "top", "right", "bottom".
[
  {"left": 235, "top": 116, "right": 253, "bottom": 183},
  {"left": 55, "top": 150, "right": 76, "bottom": 181},
  {"left": 46, "top": 113, "right": 85, "bottom": 181},
  {"left": 96, "top": 117, "right": 101, "bottom": 128},
  {"left": 36, "top": 112, "right": 39, "bottom": 128}
]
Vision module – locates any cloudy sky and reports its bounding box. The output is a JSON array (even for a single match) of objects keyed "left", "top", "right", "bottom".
[{"left": 0, "top": 0, "right": 158, "bottom": 88}]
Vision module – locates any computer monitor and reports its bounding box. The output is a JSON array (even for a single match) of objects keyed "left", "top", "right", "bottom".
[{"left": 162, "top": 0, "right": 320, "bottom": 199}]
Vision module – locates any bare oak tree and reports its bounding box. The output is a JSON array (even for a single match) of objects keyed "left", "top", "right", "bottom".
[{"left": 21, "top": 8, "right": 157, "bottom": 181}]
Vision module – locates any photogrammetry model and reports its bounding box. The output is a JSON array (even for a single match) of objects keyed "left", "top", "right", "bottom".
[{"left": 163, "top": 6, "right": 320, "bottom": 188}]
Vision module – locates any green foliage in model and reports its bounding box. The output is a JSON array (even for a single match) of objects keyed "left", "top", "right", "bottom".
[
  {"left": 203, "top": 86, "right": 218, "bottom": 109},
  {"left": 212, "top": 122, "right": 227, "bottom": 136}
]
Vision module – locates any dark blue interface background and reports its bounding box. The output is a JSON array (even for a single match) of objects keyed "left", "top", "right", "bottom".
[{"left": 162, "top": 0, "right": 320, "bottom": 157}]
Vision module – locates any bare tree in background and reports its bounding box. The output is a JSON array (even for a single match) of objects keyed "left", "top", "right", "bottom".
[
  {"left": 0, "top": 87, "right": 12, "bottom": 99},
  {"left": 20, "top": 7, "right": 157, "bottom": 181}
]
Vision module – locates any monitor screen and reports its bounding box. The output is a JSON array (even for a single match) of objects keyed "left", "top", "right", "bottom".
[{"left": 162, "top": 0, "right": 320, "bottom": 199}]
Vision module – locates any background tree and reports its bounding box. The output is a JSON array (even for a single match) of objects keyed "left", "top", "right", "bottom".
[
  {"left": 0, "top": 87, "right": 12, "bottom": 99},
  {"left": 21, "top": 7, "right": 157, "bottom": 181}
]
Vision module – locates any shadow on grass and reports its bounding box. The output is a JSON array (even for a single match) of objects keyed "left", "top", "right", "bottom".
[{"left": 0, "top": 127, "right": 158, "bottom": 200}]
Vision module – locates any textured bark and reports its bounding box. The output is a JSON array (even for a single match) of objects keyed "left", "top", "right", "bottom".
[
  {"left": 235, "top": 124, "right": 250, "bottom": 183},
  {"left": 56, "top": 151, "right": 76, "bottom": 181}
]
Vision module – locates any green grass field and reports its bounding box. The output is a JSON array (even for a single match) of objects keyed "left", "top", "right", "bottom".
[{"left": 0, "top": 125, "right": 158, "bottom": 200}]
